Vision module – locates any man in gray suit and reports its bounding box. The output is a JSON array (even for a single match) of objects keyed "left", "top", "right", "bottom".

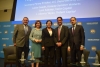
[{"left": 13, "top": 17, "right": 31, "bottom": 67}]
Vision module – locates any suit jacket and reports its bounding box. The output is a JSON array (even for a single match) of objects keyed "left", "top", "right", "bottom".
[
  {"left": 69, "top": 25, "right": 85, "bottom": 49},
  {"left": 42, "top": 28, "right": 55, "bottom": 47},
  {"left": 13, "top": 24, "right": 31, "bottom": 47},
  {"left": 54, "top": 25, "right": 69, "bottom": 48}
]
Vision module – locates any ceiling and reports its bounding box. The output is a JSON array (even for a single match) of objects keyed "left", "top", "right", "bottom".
[{"left": 0, "top": 0, "right": 14, "bottom": 10}]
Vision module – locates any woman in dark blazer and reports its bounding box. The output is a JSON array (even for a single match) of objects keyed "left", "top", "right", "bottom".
[{"left": 42, "top": 20, "right": 55, "bottom": 67}]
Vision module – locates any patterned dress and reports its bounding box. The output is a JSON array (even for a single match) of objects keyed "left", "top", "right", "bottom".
[{"left": 29, "top": 28, "right": 42, "bottom": 58}]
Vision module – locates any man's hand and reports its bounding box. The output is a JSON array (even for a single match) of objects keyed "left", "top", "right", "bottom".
[
  {"left": 67, "top": 46, "right": 70, "bottom": 51},
  {"left": 58, "top": 42, "right": 62, "bottom": 46},
  {"left": 56, "top": 42, "right": 59, "bottom": 46},
  {"left": 14, "top": 43, "right": 16, "bottom": 46},
  {"left": 56, "top": 42, "right": 62, "bottom": 47},
  {"left": 80, "top": 46, "right": 84, "bottom": 50},
  {"left": 42, "top": 46, "right": 45, "bottom": 50}
]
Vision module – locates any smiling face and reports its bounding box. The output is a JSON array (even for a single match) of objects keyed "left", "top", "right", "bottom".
[
  {"left": 57, "top": 17, "right": 63, "bottom": 26},
  {"left": 35, "top": 21, "right": 41, "bottom": 28},
  {"left": 46, "top": 20, "right": 52, "bottom": 28},
  {"left": 70, "top": 17, "right": 77, "bottom": 26},
  {"left": 22, "top": 17, "right": 29, "bottom": 25}
]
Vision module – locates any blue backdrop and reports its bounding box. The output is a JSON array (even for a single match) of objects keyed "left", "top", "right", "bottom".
[{"left": 0, "top": 17, "right": 100, "bottom": 64}]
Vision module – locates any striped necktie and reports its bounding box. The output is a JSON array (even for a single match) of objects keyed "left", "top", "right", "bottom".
[
  {"left": 24, "top": 25, "right": 28, "bottom": 34},
  {"left": 72, "top": 26, "right": 75, "bottom": 35}
]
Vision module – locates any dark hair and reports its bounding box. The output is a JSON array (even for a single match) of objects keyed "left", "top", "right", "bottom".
[
  {"left": 70, "top": 17, "right": 76, "bottom": 20},
  {"left": 35, "top": 20, "right": 42, "bottom": 28},
  {"left": 57, "top": 17, "right": 63, "bottom": 20},
  {"left": 46, "top": 20, "right": 53, "bottom": 25}
]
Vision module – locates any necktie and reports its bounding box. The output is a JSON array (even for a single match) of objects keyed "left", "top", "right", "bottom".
[
  {"left": 72, "top": 26, "right": 75, "bottom": 35},
  {"left": 24, "top": 25, "right": 28, "bottom": 34},
  {"left": 58, "top": 27, "right": 61, "bottom": 41}
]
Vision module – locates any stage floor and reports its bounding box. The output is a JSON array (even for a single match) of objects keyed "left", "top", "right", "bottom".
[{"left": 0, "top": 58, "right": 100, "bottom": 67}]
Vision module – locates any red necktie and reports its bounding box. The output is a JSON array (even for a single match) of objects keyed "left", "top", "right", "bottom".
[{"left": 58, "top": 27, "right": 60, "bottom": 41}]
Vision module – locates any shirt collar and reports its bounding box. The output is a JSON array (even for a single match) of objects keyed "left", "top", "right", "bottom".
[
  {"left": 23, "top": 24, "right": 28, "bottom": 27},
  {"left": 73, "top": 24, "right": 76, "bottom": 27},
  {"left": 58, "top": 25, "right": 62, "bottom": 29}
]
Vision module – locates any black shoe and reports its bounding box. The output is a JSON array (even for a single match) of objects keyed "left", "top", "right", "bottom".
[
  {"left": 57, "top": 65, "right": 61, "bottom": 67},
  {"left": 76, "top": 62, "right": 82, "bottom": 66},
  {"left": 70, "top": 62, "right": 76, "bottom": 65},
  {"left": 21, "top": 64, "right": 27, "bottom": 67},
  {"left": 49, "top": 65, "right": 55, "bottom": 67}
]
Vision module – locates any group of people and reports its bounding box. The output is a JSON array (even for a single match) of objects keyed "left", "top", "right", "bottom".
[{"left": 13, "top": 16, "right": 85, "bottom": 67}]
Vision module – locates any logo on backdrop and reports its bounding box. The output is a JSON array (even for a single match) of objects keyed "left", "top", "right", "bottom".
[
  {"left": 66, "top": 23, "right": 71, "bottom": 25},
  {"left": 54, "top": 22, "right": 57, "bottom": 26},
  {"left": 3, "top": 25, "right": 11, "bottom": 27},
  {"left": 87, "top": 39, "right": 100, "bottom": 41},
  {"left": 0, "top": 51, "right": 3, "bottom": 53},
  {"left": 77, "top": 22, "right": 82, "bottom": 25},
  {"left": 32, "top": 24, "right": 35, "bottom": 27},
  {"left": 91, "top": 46, "right": 97, "bottom": 51},
  {"left": 63, "top": 23, "right": 71, "bottom": 26},
  {"left": 14, "top": 24, "right": 17, "bottom": 28},
  {"left": 9, "top": 45, "right": 13, "bottom": 46},
  {"left": 90, "top": 29, "right": 96, "bottom": 34},
  {"left": 11, "top": 31, "right": 13, "bottom": 33},
  {"left": 2, "top": 38, "right": 9, "bottom": 40},
  {"left": 42, "top": 24, "right": 46, "bottom": 26},
  {"left": 3, "top": 44, "right": 6, "bottom": 47},
  {"left": 86, "top": 22, "right": 98, "bottom": 25},
  {"left": 4, "top": 31, "right": 8, "bottom": 34}
]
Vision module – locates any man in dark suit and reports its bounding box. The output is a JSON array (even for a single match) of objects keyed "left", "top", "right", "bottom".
[
  {"left": 54, "top": 17, "right": 69, "bottom": 67},
  {"left": 68, "top": 17, "right": 85, "bottom": 65},
  {"left": 13, "top": 17, "right": 31, "bottom": 67}
]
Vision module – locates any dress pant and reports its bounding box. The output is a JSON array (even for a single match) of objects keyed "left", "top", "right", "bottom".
[
  {"left": 44, "top": 46, "right": 55, "bottom": 67},
  {"left": 16, "top": 45, "right": 29, "bottom": 67},
  {"left": 71, "top": 43, "right": 83, "bottom": 63},
  {"left": 56, "top": 47, "right": 67, "bottom": 67}
]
